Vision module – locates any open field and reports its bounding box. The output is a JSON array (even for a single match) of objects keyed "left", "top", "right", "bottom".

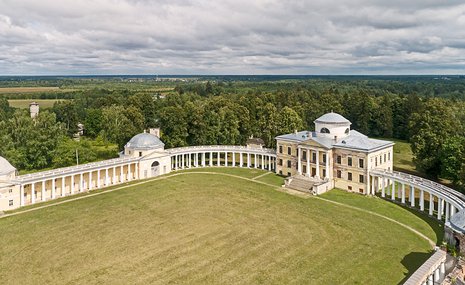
[
  {"left": 0, "top": 169, "right": 436, "bottom": 284},
  {"left": 8, "top": 99, "right": 66, "bottom": 109},
  {"left": 0, "top": 87, "right": 61, "bottom": 93}
]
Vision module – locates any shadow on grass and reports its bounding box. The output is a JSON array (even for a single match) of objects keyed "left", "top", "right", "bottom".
[{"left": 399, "top": 251, "right": 433, "bottom": 284}]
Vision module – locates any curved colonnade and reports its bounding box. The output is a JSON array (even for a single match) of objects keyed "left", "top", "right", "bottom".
[{"left": 169, "top": 145, "right": 276, "bottom": 171}]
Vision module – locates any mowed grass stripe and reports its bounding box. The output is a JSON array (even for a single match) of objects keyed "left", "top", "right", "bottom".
[{"left": 0, "top": 171, "right": 435, "bottom": 284}]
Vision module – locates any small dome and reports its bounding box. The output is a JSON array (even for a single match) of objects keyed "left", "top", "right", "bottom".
[
  {"left": 0, "top": 156, "right": 16, "bottom": 175},
  {"left": 450, "top": 210, "right": 465, "bottom": 233},
  {"left": 314, "top": 112, "right": 351, "bottom": 125},
  {"left": 126, "top": 133, "right": 164, "bottom": 150}
]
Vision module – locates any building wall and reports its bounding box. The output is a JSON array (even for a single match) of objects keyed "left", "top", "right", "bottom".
[{"left": 275, "top": 140, "right": 299, "bottom": 176}]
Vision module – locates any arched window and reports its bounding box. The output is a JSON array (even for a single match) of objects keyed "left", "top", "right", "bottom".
[
  {"left": 345, "top": 128, "right": 350, "bottom": 134},
  {"left": 321, "top": 127, "right": 330, "bottom": 134}
]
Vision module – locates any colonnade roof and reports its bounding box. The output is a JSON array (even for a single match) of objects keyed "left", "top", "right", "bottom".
[{"left": 168, "top": 145, "right": 276, "bottom": 155}]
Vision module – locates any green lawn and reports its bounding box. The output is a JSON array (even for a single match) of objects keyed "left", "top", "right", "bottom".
[{"left": 0, "top": 169, "right": 435, "bottom": 284}]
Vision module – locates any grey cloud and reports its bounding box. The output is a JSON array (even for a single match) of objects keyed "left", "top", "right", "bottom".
[{"left": 0, "top": 0, "right": 464, "bottom": 74}]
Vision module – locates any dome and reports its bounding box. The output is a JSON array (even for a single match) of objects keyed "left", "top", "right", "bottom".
[
  {"left": 0, "top": 156, "right": 16, "bottom": 175},
  {"left": 314, "top": 112, "right": 351, "bottom": 125},
  {"left": 450, "top": 209, "right": 465, "bottom": 233},
  {"left": 125, "top": 133, "right": 164, "bottom": 150}
]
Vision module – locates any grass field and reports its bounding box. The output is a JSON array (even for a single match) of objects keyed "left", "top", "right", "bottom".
[
  {"left": 0, "top": 169, "right": 436, "bottom": 284},
  {"left": 8, "top": 99, "right": 66, "bottom": 109}
]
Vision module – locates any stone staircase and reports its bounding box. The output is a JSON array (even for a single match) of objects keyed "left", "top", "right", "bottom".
[{"left": 285, "top": 175, "right": 315, "bottom": 193}]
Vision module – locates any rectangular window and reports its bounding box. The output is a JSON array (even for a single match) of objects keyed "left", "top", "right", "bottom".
[
  {"left": 348, "top": 172, "right": 352, "bottom": 181},
  {"left": 336, "top": 155, "right": 341, "bottom": 164},
  {"left": 279, "top": 170, "right": 283, "bottom": 175},
  {"left": 348, "top": 186, "right": 352, "bottom": 191},
  {"left": 312, "top": 152, "right": 316, "bottom": 163},
  {"left": 287, "top": 160, "right": 291, "bottom": 168},
  {"left": 9, "top": 189, "right": 13, "bottom": 193},
  {"left": 322, "top": 154, "right": 327, "bottom": 163},
  {"left": 139, "top": 152, "right": 143, "bottom": 157},
  {"left": 359, "top": 158, "right": 364, "bottom": 168},
  {"left": 337, "top": 170, "right": 342, "bottom": 178},
  {"left": 384, "top": 153, "right": 386, "bottom": 163},
  {"left": 302, "top": 150, "right": 307, "bottom": 161},
  {"left": 388, "top": 152, "right": 391, "bottom": 161},
  {"left": 279, "top": 145, "right": 283, "bottom": 153},
  {"left": 359, "top": 188, "right": 364, "bottom": 193},
  {"left": 279, "top": 159, "right": 283, "bottom": 166},
  {"left": 375, "top": 157, "right": 378, "bottom": 167},
  {"left": 287, "top": 172, "right": 291, "bottom": 177},
  {"left": 296, "top": 163, "right": 298, "bottom": 170},
  {"left": 348, "top": 157, "right": 352, "bottom": 166},
  {"left": 9, "top": 200, "right": 13, "bottom": 206},
  {"left": 359, "top": 175, "right": 364, "bottom": 183},
  {"left": 287, "top": 147, "right": 291, "bottom": 155},
  {"left": 323, "top": 169, "right": 326, "bottom": 177}
]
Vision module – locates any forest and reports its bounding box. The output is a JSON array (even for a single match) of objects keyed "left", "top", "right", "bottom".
[{"left": 0, "top": 76, "right": 464, "bottom": 191}]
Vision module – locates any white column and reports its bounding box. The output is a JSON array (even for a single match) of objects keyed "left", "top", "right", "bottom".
[
  {"left": 80, "top": 173, "right": 84, "bottom": 192},
  {"left": 451, "top": 204, "right": 456, "bottom": 218},
  {"left": 429, "top": 193, "right": 434, "bottom": 215},
  {"left": 135, "top": 164, "right": 139, "bottom": 179},
  {"left": 325, "top": 151, "right": 330, "bottom": 179},
  {"left": 62, "top": 177, "right": 66, "bottom": 197},
  {"left": 366, "top": 174, "right": 371, "bottom": 195},
  {"left": 306, "top": 148, "right": 310, "bottom": 176},
  {"left": 105, "top": 169, "right": 109, "bottom": 186},
  {"left": 401, "top": 183, "right": 405, "bottom": 204},
  {"left": 31, "top": 183, "right": 36, "bottom": 204},
  {"left": 297, "top": 147, "right": 302, "bottom": 175},
  {"left": 382, "top": 177, "right": 386, "bottom": 198},
  {"left": 269, "top": 155, "right": 273, "bottom": 170},
  {"left": 97, "top": 170, "right": 101, "bottom": 188},
  {"left": 254, "top": 154, "right": 258, "bottom": 168},
  {"left": 217, "top": 152, "right": 220, "bottom": 166},
  {"left": 225, "top": 152, "right": 228, "bottom": 167},
  {"left": 440, "top": 262, "right": 445, "bottom": 274},
  {"left": 261, "top": 155, "right": 265, "bottom": 170},
  {"left": 240, "top": 153, "right": 243, "bottom": 167},
  {"left": 113, "top": 167, "right": 116, "bottom": 183},
  {"left": 391, "top": 180, "right": 395, "bottom": 200},
  {"left": 427, "top": 274, "right": 433, "bottom": 285},
  {"left": 315, "top": 150, "right": 320, "bottom": 179},
  {"left": 20, "top": 184, "right": 24, "bottom": 206},
  {"left": 232, "top": 152, "right": 236, "bottom": 167},
  {"left": 209, "top": 152, "right": 213, "bottom": 167},
  {"left": 188, "top": 153, "right": 191, "bottom": 168},
  {"left": 120, "top": 165, "right": 124, "bottom": 182},
  {"left": 52, "top": 178, "right": 56, "bottom": 199},
  {"left": 202, "top": 152, "right": 206, "bottom": 167},
  {"left": 420, "top": 189, "right": 424, "bottom": 211},
  {"left": 437, "top": 198, "right": 442, "bottom": 220},
  {"left": 128, "top": 164, "right": 132, "bottom": 181},
  {"left": 71, "top": 175, "right": 75, "bottom": 194},
  {"left": 41, "top": 180, "right": 46, "bottom": 201},
  {"left": 434, "top": 268, "right": 440, "bottom": 282},
  {"left": 247, "top": 153, "right": 250, "bottom": 167},
  {"left": 175, "top": 155, "right": 178, "bottom": 170},
  {"left": 410, "top": 185, "right": 415, "bottom": 207},
  {"left": 89, "top": 171, "right": 93, "bottom": 190},
  {"left": 445, "top": 202, "right": 450, "bottom": 222}
]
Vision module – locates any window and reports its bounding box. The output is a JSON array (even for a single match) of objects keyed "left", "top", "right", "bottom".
[
  {"left": 336, "top": 155, "right": 341, "bottom": 164},
  {"left": 348, "top": 172, "right": 352, "bottom": 181},
  {"left": 278, "top": 159, "right": 283, "bottom": 166},
  {"left": 302, "top": 150, "right": 307, "bottom": 161},
  {"left": 384, "top": 153, "right": 386, "bottom": 163},
  {"left": 287, "top": 147, "right": 291, "bottom": 155},
  {"left": 388, "top": 152, "right": 391, "bottom": 161},
  {"left": 348, "top": 157, "right": 352, "bottom": 166},
  {"left": 359, "top": 188, "right": 364, "bottom": 193},
  {"left": 279, "top": 170, "right": 283, "bottom": 175},
  {"left": 359, "top": 158, "right": 364, "bottom": 168},
  {"left": 9, "top": 200, "right": 13, "bottom": 206},
  {"left": 287, "top": 160, "right": 291, "bottom": 168},
  {"left": 348, "top": 186, "right": 352, "bottom": 191},
  {"left": 375, "top": 157, "right": 378, "bottom": 167},
  {"left": 139, "top": 152, "right": 143, "bottom": 157},
  {"left": 321, "top": 127, "right": 330, "bottom": 133},
  {"left": 323, "top": 169, "right": 326, "bottom": 177},
  {"left": 287, "top": 172, "right": 291, "bottom": 177},
  {"left": 337, "top": 170, "right": 342, "bottom": 178},
  {"left": 345, "top": 128, "right": 350, "bottom": 134},
  {"left": 359, "top": 175, "right": 364, "bottom": 183},
  {"left": 312, "top": 152, "right": 316, "bottom": 162},
  {"left": 296, "top": 164, "right": 298, "bottom": 170},
  {"left": 9, "top": 189, "right": 13, "bottom": 193},
  {"left": 279, "top": 145, "right": 283, "bottom": 153},
  {"left": 322, "top": 154, "right": 327, "bottom": 163}
]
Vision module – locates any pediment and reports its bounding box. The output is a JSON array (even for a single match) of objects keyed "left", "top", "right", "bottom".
[{"left": 300, "top": 138, "right": 329, "bottom": 149}]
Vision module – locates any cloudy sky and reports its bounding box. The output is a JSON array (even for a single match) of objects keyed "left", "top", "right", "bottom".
[{"left": 1, "top": 0, "right": 465, "bottom": 75}]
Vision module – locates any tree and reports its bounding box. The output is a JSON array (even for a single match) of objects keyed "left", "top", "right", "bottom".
[
  {"left": 440, "top": 136, "right": 465, "bottom": 188},
  {"left": 277, "top": 107, "right": 304, "bottom": 135},
  {"left": 100, "top": 105, "right": 141, "bottom": 149}
]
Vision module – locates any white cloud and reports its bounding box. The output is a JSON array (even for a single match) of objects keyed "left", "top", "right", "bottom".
[{"left": 0, "top": 0, "right": 464, "bottom": 74}]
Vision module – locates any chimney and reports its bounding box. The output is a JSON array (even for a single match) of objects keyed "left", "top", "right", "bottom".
[
  {"left": 149, "top": 128, "right": 160, "bottom": 138},
  {"left": 294, "top": 130, "right": 298, "bottom": 135}
]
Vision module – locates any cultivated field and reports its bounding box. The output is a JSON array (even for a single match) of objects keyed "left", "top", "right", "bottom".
[
  {"left": 0, "top": 87, "right": 61, "bottom": 93},
  {"left": 0, "top": 169, "right": 437, "bottom": 284},
  {"left": 8, "top": 99, "right": 66, "bottom": 109}
]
